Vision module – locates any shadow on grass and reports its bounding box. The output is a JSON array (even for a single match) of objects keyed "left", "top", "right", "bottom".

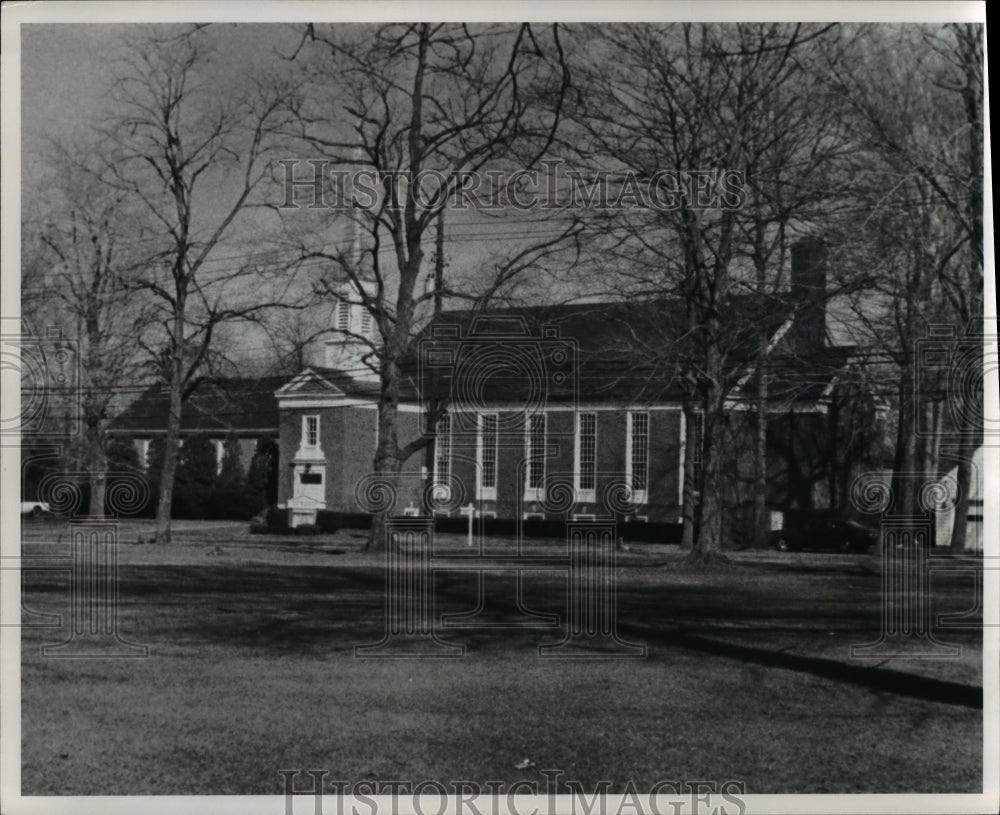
[
  {"left": 22, "top": 559, "right": 982, "bottom": 709},
  {"left": 664, "top": 629, "right": 979, "bottom": 708}
]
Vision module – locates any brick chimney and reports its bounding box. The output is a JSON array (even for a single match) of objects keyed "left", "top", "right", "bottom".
[{"left": 789, "top": 238, "right": 827, "bottom": 355}]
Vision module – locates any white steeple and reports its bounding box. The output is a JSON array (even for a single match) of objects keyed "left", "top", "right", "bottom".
[{"left": 322, "top": 209, "right": 379, "bottom": 380}]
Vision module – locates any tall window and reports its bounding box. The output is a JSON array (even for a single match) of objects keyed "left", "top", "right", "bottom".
[
  {"left": 628, "top": 412, "right": 649, "bottom": 502},
  {"left": 336, "top": 299, "right": 351, "bottom": 331},
  {"left": 434, "top": 414, "right": 452, "bottom": 483},
  {"left": 525, "top": 413, "right": 546, "bottom": 496},
  {"left": 304, "top": 415, "right": 320, "bottom": 448},
  {"left": 692, "top": 412, "right": 705, "bottom": 491},
  {"left": 576, "top": 412, "right": 597, "bottom": 500},
  {"left": 360, "top": 309, "right": 374, "bottom": 335},
  {"left": 478, "top": 413, "right": 498, "bottom": 499},
  {"left": 213, "top": 439, "right": 225, "bottom": 475}
]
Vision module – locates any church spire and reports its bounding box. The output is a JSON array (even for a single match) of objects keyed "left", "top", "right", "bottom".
[{"left": 321, "top": 147, "right": 378, "bottom": 380}]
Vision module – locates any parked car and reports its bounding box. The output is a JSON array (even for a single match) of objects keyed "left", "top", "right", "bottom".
[
  {"left": 20, "top": 501, "right": 51, "bottom": 518},
  {"left": 770, "top": 512, "right": 878, "bottom": 554}
]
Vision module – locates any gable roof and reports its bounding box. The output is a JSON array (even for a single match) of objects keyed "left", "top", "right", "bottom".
[
  {"left": 276, "top": 366, "right": 421, "bottom": 401},
  {"left": 110, "top": 376, "right": 288, "bottom": 435},
  {"left": 276, "top": 369, "right": 345, "bottom": 396},
  {"left": 732, "top": 344, "right": 859, "bottom": 403},
  {"left": 111, "top": 294, "right": 846, "bottom": 431},
  {"left": 427, "top": 295, "right": 790, "bottom": 353},
  {"left": 414, "top": 295, "right": 832, "bottom": 405}
]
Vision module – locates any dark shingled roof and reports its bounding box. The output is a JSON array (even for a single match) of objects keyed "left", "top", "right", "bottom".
[
  {"left": 736, "top": 345, "right": 859, "bottom": 403},
  {"left": 414, "top": 295, "right": 827, "bottom": 405},
  {"left": 110, "top": 376, "right": 288, "bottom": 434},
  {"left": 111, "top": 295, "right": 845, "bottom": 431}
]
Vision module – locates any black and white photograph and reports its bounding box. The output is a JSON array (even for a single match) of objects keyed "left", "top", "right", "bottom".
[{"left": 1, "top": 2, "right": 995, "bottom": 814}]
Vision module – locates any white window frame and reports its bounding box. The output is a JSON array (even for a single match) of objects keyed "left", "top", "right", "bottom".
[
  {"left": 574, "top": 411, "right": 597, "bottom": 503},
  {"left": 476, "top": 412, "right": 498, "bottom": 501},
  {"left": 303, "top": 415, "right": 320, "bottom": 448},
  {"left": 626, "top": 411, "right": 649, "bottom": 505},
  {"left": 138, "top": 439, "right": 151, "bottom": 471},
  {"left": 678, "top": 411, "right": 686, "bottom": 507},
  {"left": 433, "top": 414, "right": 452, "bottom": 498},
  {"left": 523, "top": 413, "right": 546, "bottom": 501}
]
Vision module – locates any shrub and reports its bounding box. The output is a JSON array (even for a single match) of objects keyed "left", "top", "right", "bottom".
[
  {"left": 315, "top": 510, "right": 339, "bottom": 534},
  {"left": 207, "top": 486, "right": 256, "bottom": 521},
  {"left": 201, "top": 433, "right": 251, "bottom": 520},
  {"left": 295, "top": 523, "right": 322, "bottom": 536},
  {"left": 265, "top": 506, "right": 290, "bottom": 529},
  {"left": 174, "top": 436, "right": 217, "bottom": 518},
  {"left": 217, "top": 433, "right": 244, "bottom": 491},
  {"left": 250, "top": 522, "right": 297, "bottom": 536},
  {"left": 246, "top": 436, "right": 279, "bottom": 513}
]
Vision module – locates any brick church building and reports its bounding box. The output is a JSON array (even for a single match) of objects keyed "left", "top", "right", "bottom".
[{"left": 273, "top": 240, "right": 859, "bottom": 529}]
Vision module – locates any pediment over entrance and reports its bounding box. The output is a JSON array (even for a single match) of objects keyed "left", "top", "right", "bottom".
[{"left": 275, "top": 369, "right": 345, "bottom": 397}]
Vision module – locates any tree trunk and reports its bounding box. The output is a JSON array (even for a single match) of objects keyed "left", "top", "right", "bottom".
[
  {"left": 692, "top": 414, "right": 725, "bottom": 562},
  {"left": 890, "top": 362, "right": 917, "bottom": 518},
  {"left": 915, "top": 395, "right": 939, "bottom": 483},
  {"left": 86, "top": 423, "right": 108, "bottom": 518},
  {"left": 926, "top": 399, "right": 941, "bottom": 480},
  {"left": 751, "top": 360, "right": 769, "bottom": 547},
  {"left": 947, "top": 342, "right": 979, "bottom": 551},
  {"left": 367, "top": 443, "right": 401, "bottom": 554},
  {"left": 153, "top": 354, "right": 184, "bottom": 545},
  {"left": 680, "top": 400, "right": 696, "bottom": 549},
  {"left": 366, "top": 359, "right": 403, "bottom": 553},
  {"left": 690, "top": 345, "right": 728, "bottom": 564},
  {"left": 750, "top": 237, "right": 773, "bottom": 547},
  {"left": 827, "top": 391, "right": 842, "bottom": 511}
]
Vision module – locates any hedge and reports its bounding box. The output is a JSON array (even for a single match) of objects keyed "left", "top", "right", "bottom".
[{"left": 250, "top": 508, "right": 682, "bottom": 543}]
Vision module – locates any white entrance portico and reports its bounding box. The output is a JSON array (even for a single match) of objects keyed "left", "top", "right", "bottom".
[{"left": 289, "top": 414, "right": 327, "bottom": 526}]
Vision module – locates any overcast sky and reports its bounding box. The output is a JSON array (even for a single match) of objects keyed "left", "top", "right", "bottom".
[
  {"left": 21, "top": 25, "right": 304, "bottom": 183},
  {"left": 14, "top": 17, "right": 985, "bottom": 367},
  {"left": 18, "top": 23, "right": 593, "bottom": 372}
]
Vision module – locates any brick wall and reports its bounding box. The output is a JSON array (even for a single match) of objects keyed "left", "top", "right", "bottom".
[
  {"left": 443, "top": 408, "right": 685, "bottom": 522},
  {"left": 278, "top": 404, "right": 424, "bottom": 512}
]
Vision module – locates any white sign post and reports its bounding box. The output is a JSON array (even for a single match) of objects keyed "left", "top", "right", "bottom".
[{"left": 460, "top": 503, "right": 476, "bottom": 547}]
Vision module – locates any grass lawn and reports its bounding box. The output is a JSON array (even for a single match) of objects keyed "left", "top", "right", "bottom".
[{"left": 17, "top": 520, "right": 984, "bottom": 795}]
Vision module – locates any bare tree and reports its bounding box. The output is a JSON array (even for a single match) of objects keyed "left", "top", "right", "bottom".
[
  {"left": 566, "top": 23, "right": 841, "bottom": 561},
  {"left": 829, "top": 23, "right": 984, "bottom": 547},
  {"left": 94, "top": 26, "right": 302, "bottom": 543},
  {"left": 260, "top": 303, "right": 338, "bottom": 375},
  {"left": 22, "top": 151, "right": 154, "bottom": 515},
  {"left": 733, "top": 28, "right": 854, "bottom": 548},
  {"left": 283, "top": 23, "right": 579, "bottom": 551}
]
